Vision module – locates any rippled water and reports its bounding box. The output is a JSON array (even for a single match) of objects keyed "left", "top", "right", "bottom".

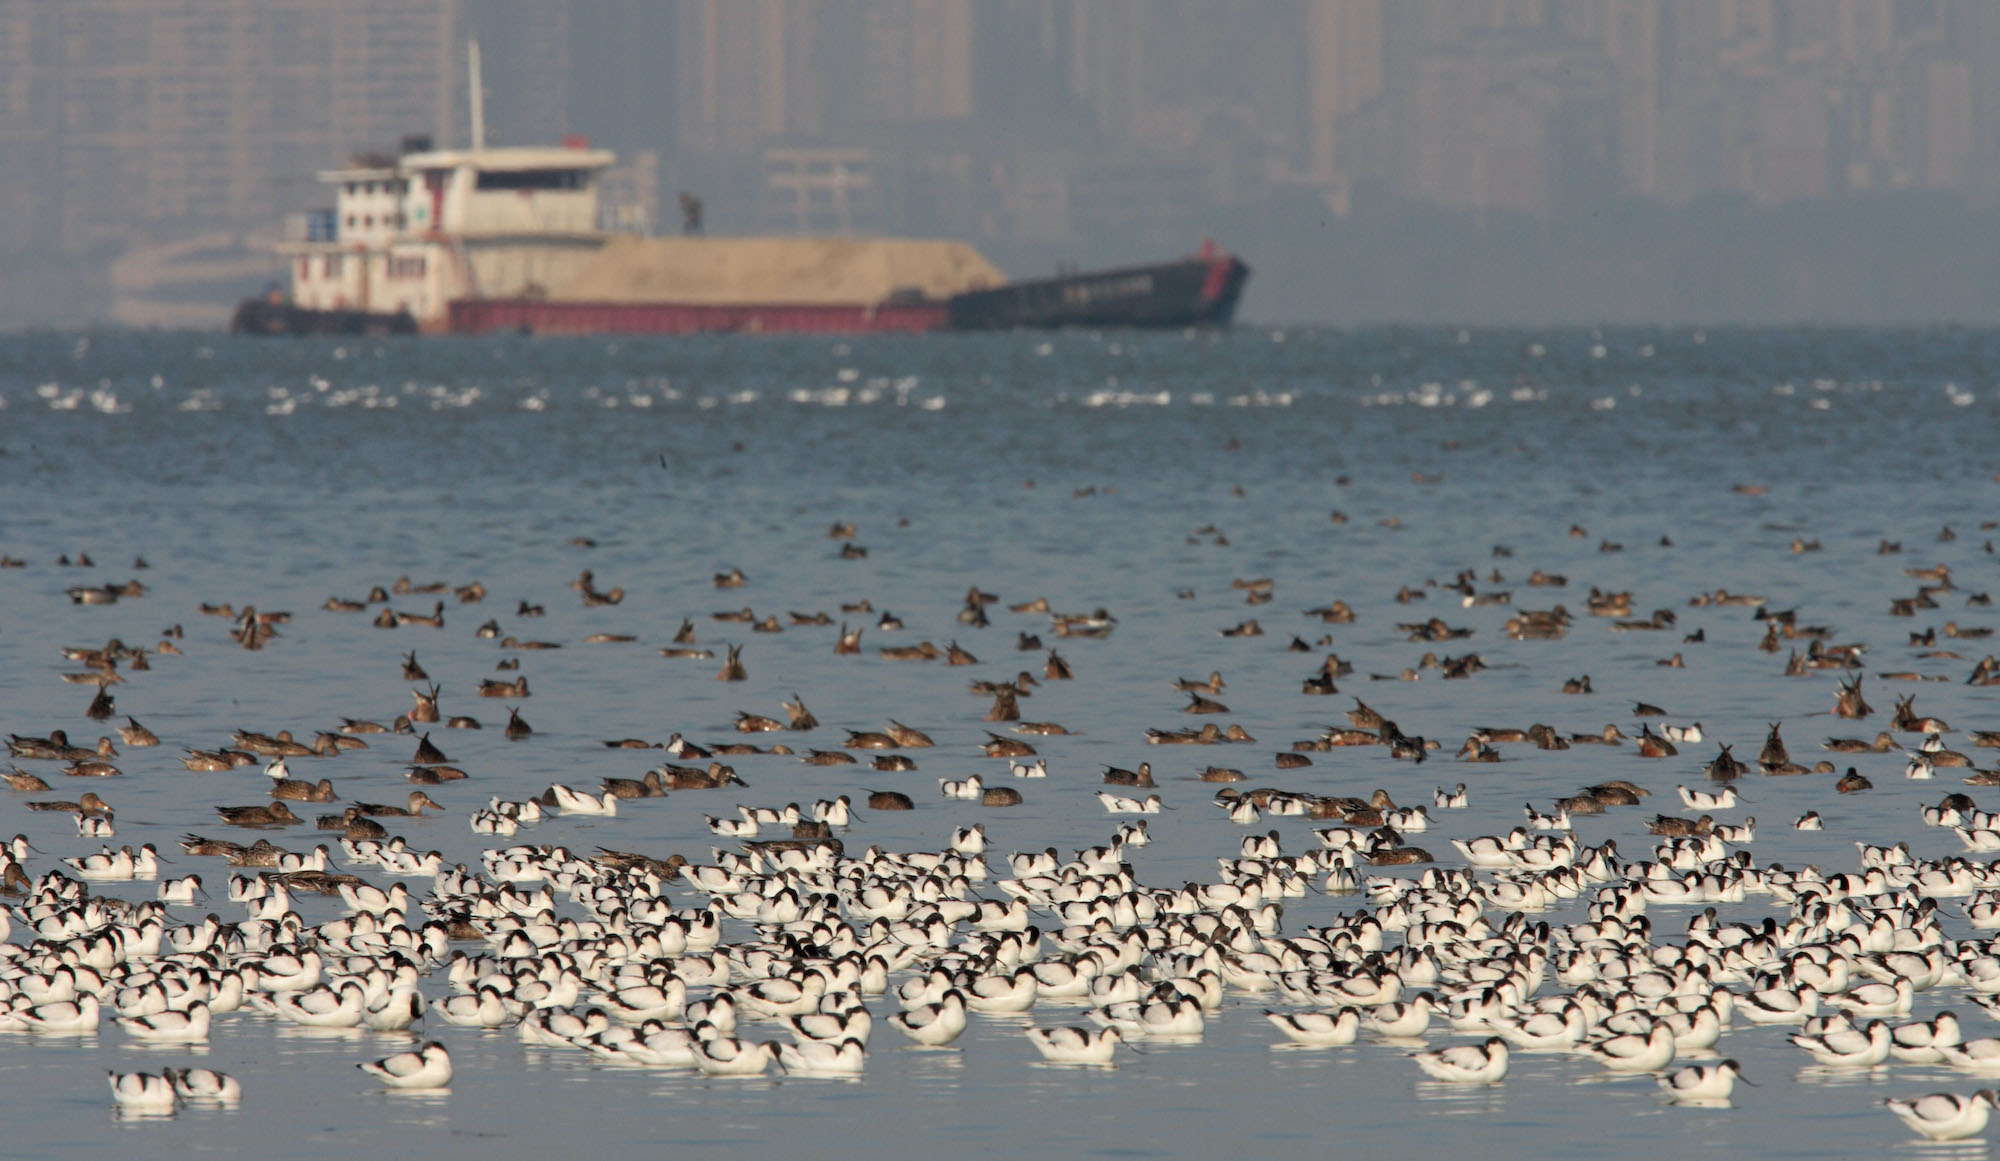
[{"left": 1, "top": 327, "right": 1998, "bottom": 1159}]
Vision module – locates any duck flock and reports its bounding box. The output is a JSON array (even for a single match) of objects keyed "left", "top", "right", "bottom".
[{"left": 7, "top": 502, "right": 2000, "bottom": 1147}]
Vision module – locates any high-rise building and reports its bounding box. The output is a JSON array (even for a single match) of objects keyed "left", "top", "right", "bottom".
[
  {"left": 1304, "top": 0, "right": 1385, "bottom": 186},
  {"left": 675, "top": 0, "right": 828, "bottom": 155},
  {"left": 858, "top": 0, "right": 973, "bottom": 124},
  {"left": 0, "top": 0, "right": 455, "bottom": 256}
]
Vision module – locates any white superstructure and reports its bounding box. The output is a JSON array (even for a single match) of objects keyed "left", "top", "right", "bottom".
[{"left": 277, "top": 140, "right": 616, "bottom": 328}]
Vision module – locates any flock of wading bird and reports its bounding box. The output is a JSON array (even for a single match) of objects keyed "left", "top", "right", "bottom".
[{"left": 7, "top": 511, "right": 2000, "bottom": 1142}]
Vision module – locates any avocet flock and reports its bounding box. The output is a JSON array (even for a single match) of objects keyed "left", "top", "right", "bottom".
[{"left": 7, "top": 506, "right": 2000, "bottom": 1149}]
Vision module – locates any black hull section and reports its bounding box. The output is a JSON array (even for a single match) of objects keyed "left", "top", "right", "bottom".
[
  {"left": 945, "top": 254, "right": 1248, "bottom": 331},
  {"left": 231, "top": 299, "right": 418, "bottom": 336}
]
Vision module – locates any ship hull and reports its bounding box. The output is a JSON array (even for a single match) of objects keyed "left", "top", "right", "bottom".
[
  {"left": 446, "top": 298, "right": 946, "bottom": 335},
  {"left": 231, "top": 298, "right": 417, "bottom": 336},
  {"left": 944, "top": 254, "right": 1249, "bottom": 331},
  {"left": 234, "top": 250, "right": 1249, "bottom": 336}
]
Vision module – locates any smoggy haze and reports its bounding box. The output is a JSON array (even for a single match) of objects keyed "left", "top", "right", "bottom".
[{"left": 4, "top": 0, "right": 1998, "bottom": 327}]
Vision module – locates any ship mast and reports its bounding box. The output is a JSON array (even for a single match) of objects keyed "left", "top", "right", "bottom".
[{"left": 468, "top": 40, "right": 486, "bottom": 151}]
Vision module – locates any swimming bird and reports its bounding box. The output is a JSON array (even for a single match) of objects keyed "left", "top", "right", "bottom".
[
  {"left": 1583, "top": 1024, "right": 1675, "bottom": 1072},
  {"left": 1658, "top": 1060, "right": 1749, "bottom": 1103},
  {"left": 119, "top": 1001, "right": 211, "bottom": 1042},
  {"left": 1792, "top": 1019, "right": 1892, "bottom": 1067},
  {"left": 216, "top": 802, "right": 300, "bottom": 826},
  {"left": 164, "top": 1068, "right": 241, "bottom": 1103},
  {"left": 360, "top": 1041, "right": 453, "bottom": 1089},
  {"left": 1884, "top": 1090, "right": 1998, "bottom": 1140},
  {"left": 1025, "top": 1025, "right": 1124, "bottom": 1066},
  {"left": 356, "top": 791, "right": 445, "bottom": 817},
  {"left": 1412, "top": 1037, "right": 1509, "bottom": 1083},
  {"left": 690, "top": 1036, "right": 777, "bottom": 1076},
  {"left": 1265, "top": 1008, "right": 1360, "bottom": 1046},
  {"left": 776, "top": 1037, "right": 867, "bottom": 1076},
  {"left": 107, "top": 1071, "right": 180, "bottom": 1110},
  {"left": 890, "top": 990, "right": 968, "bottom": 1046},
  {"left": 548, "top": 784, "right": 618, "bottom": 815},
  {"left": 1098, "top": 792, "right": 1162, "bottom": 814}
]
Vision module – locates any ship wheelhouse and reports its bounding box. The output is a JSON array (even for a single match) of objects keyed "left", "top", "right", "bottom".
[{"left": 277, "top": 142, "right": 614, "bottom": 329}]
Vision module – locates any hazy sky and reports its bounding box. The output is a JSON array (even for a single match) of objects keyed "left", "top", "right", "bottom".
[{"left": 6, "top": 0, "right": 2000, "bottom": 327}]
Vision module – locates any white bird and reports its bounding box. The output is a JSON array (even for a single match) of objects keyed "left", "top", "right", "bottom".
[
  {"left": 777, "top": 1037, "right": 867, "bottom": 1076},
  {"left": 1738, "top": 984, "right": 1818, "bottom": 1025},
  {"left": 1658, "top": 1059, "right": 1749, "bottom": 1103},
  {"left": 1364, "top": 994, "right": 1437, "bottom": 1039},
  {"left": 1011, "top": 759, "right": 1048, "bottom": 779},
  {"left": 1713, "top": 817, "right": 1755, "bottom": 844},
  {"left": 273, "top": 981, "right": 366, "bottom": 1028},
  {"left": 1097, "top": 792, "right": 1162, "bottom": 814},
  {"left": 963, "top": 971, "right": 1038, "bottom": 1013},
  {"left": 690, "top": 1036, "right": 777, "bottom": 1076},
  {"left": 107, "top": 1071, "right": 179, "bottom": 1111},
  {"left": 549, "top": 784, "right": 618, "bottom": 815},
  {"left": 156, "top": 874, "right": 204, "bottom": 904},
  {"left": 786, "top": 1006, "right": 873, "bottom": 1047},
  {"left": 165, "top": 1068, "right": 242, "bottom": 1103},
  {"left": 3, "top": 994, "right": 101, "bottom": 1033},
  {"left": 1795, "top": 811, "right": 1823, "bottom": 831},
  {"left": 1024, "top": 1025, "right": 1124, "bottom": 1066},
  {"left": 1265, "top": 1008, "right": 1360, "bottom": 1046},
  {"left": 1677, "top": 784, "right": 1736, "bottom": 809},
  {"left": 1936, "top": 1038, "right": 2000, "bottom": 1075},
  {"left": 360, "top": 1041, "right": 453, "bottom": 1089},
  {"left": 890, "top": 990, "right": 969, "bottom": 1047},
  {"left": 433, "top": 987, "right": 515, "bottom": 1028},
  {"left": 1582, "top": 1024, "right": 1675, "bottom": 1072},
  {"left": 707, "top": 814, "right": 759, "bottom": 838},
  {"left": 1412, "top": 1037, "right": 1510, "bottom": 1083},
  {"left": 1791, "top": 1019, "right": 1892, "bottom": 1067},
  {"left": 1491, "top": 1003, "right": 1588, "bottom": 1052},
  {"left": 1434, "top": 783, "right": 1469, "bottom": 809},
  {"left": 119, "top": 1001, "right": 211, "bottom": 1043},
  {"left": 1451, "top": 834, "right": 1520, "bottom": 868},
  {"left": 76, "top": 813, "right": 114, "bottom": 837},
  {"left": 1891, "top": 1013, "right": 1965, "bottom": 1064},
  {"left": 1833, "top": 978, "right": 1914, "bottom": 1019},
  {"left": 1885, "top": 1090, "right": 1999, "bottom": 1141},
  {"left": 949, "top": 825, "right": 987, "bottom": 855},
  {"left": 1091, "top": 995, "right": 1206, "bottom": 1039},
  {"left": 684, "top": 993, "right": 738, "bottom": 1037},
  {"left": 364, "top": 988, "right": 424, "bottom": 1032},
  {"left": 264, "top": 758, "right": 291, "bottom": 780},
  {"left": 939, "top": 775, "right": 984, "bottom": 800},
  {"left": 1662, "top": 722, "right": 1703, "bottom": 743},
  {"left": 65, "top": 846, "right": 136, "bottom": 880}
]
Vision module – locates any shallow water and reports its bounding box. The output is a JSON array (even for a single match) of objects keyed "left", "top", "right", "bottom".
[{"left": 0, "top": 327, "right": 1997, "bottom": 1158}]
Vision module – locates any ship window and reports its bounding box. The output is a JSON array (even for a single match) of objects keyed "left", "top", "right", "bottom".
[
  {"left": 475, "top": 168, "right": 586, "bottom": 191},
  {"left": 344, "top": 183, "right": 357, "bottom": 196},
  {"left": 345, "top": 214, "right": 356, "bottom": 227},
  {"left": 323, "top": 254, "right": 342, "bottom": 278},
  {"left": 388, "top": 255, "right": 427, "bottom": 280}
]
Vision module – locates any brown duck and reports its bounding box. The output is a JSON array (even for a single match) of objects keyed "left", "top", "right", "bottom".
[
  {"left": 269, "top": 778, "right": 338, "bottom": 802},
  {"left": 355, "top": 791, "right": 444, "bottom": 817},
  {"left": 216, "top": 802, "right": 302, "bottom": 827}
]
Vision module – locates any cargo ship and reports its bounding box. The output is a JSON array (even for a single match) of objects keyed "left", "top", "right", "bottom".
[{"left": 233, "top": 136, "right": 1247, "bottom": 337}]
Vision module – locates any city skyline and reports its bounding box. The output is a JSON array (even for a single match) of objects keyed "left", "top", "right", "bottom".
[{"left": 3, "top": 0, "right": 2000, "bottom": 326}]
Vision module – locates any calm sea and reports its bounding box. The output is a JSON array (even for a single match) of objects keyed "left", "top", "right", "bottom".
[{"left": 0, "top": 327, "right": 1996, "bottom": 1158}]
